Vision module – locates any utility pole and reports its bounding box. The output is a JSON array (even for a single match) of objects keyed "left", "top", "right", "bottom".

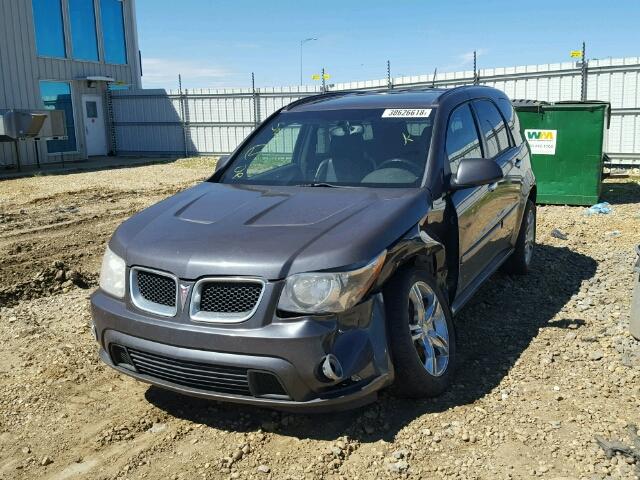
[
  {"left": 387, "top": 60, "right": 392, "bottom": 90},
  {"left": 431, "top": 67, "right": 438, "bottom": 88}
]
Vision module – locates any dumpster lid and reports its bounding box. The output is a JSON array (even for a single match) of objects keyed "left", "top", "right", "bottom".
[
  {"left": 512, "top": 99, "right": 549, "bottom": 108},
  {"left": 511, "top": 99, "right": 549, "bottom": 113},
  {"left": 512, "top": 99, "right": 611, "bottom": 127}
]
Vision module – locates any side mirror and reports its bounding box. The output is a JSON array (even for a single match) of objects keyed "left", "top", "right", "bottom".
[
  {"left": 215, "top": 155, "right": 231, "bottom": 173},
  {"left": 451, "top": 158, "right": 503, "bottom": 190},
  {"left": 209, "top": 155, "right": 233, "bottom": 182}
]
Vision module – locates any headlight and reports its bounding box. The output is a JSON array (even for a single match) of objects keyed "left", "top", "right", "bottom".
[
  {"left": 278, "top": 251, "right": 386, "bottom": 314},
  {"left": 99, "top": 246, "right": 126, "bottom": 298}
]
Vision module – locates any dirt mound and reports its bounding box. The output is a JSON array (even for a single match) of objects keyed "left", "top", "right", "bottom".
[{"left": 0, "top": 260, "right": 94, "bottom": 307}]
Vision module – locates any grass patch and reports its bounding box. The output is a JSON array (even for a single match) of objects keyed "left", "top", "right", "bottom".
[{"left": 175, "top": 156, "right": 219, "bottom": 170}]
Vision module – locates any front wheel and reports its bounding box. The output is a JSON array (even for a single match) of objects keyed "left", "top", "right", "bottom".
[{"left": 384, "top": 269, "right": 456, "bottom": 398}]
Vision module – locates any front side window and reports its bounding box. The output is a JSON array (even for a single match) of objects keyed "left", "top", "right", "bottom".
[
  {"left": 245, "top": 124, "right": 301, "bottom": 177},
  {"left": 40, "top": 81, "right": 77, "bottom": 153},
  {"left": 473, "top": 99, "right": 510, "bottom": 158},
  {"left": 69, "top": 0, "right": 99, "bottom": 61},
  {"left": 220, "top": 108, "right": 435, "bottom": 187},
  {"left": 100, "top": 0, "right": 127, "bottom": 64},
  {"left": 32, "top": 0, "right": 66, "bottom": 58},
  {"left": 445, "top": 104, "right": 482, "bottom": 175}
]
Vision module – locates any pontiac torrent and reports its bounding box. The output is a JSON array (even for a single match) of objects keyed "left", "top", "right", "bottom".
[{"left": 91, "top": 86, "right": 536, "bottom": 410}]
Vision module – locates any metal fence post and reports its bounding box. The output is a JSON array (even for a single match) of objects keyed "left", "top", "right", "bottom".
[
  {"left": 178, "top": 74, "right": 188, "bottom": 157},
  {"left": 580, "top": 41, "right": 588, "bottom": 101},
  {"left": 252, "top": 72, "right": 260, "bottom": 127},
  {"left": 473, "top": 50, "right": 480, "bottom": 85},
  {"left": 184, "top": 88, "right": 191, "bottom": 156}
]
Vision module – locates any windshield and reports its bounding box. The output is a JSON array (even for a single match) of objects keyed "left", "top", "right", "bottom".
[{"left": 219, "top": 108, "right": 435, "bottom": 187}]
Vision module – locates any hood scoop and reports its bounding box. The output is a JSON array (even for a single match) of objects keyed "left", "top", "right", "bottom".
[{"left": 174, "top": 185, "right": 370, "bottom": 227}]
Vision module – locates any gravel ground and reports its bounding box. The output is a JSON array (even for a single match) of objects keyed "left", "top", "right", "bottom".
[{"left": 1, "top": 159, "right": 639, "bottom": 480}]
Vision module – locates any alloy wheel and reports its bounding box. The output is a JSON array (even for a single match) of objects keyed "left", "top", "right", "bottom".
[
  {"left": 407, "top": 281, "right": 450, "bottom": 377},
  {"left": 524, "top": 208, "right": 536, "bottom": 266}
]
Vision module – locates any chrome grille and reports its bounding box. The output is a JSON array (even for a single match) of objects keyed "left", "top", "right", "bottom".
[
  {"left": 137, "top": 270, "right": 176, "bottom": 307},
  {"left": 200, "top": 282, "right": 262, "bottom": 313},
  {"left": 126, "top": 348, "right": 251, "bottom": 396},
  {"left": 190, "top": 278, "right": 265, "bottom": 323},
  {"left": 130, "top": 267, "right": 177, "bottom": 317}
]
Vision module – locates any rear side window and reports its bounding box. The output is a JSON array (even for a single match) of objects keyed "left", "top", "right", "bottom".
[
  {"left": 445, "top": 104, "right": 482, "bottom": 175},
  {"left": 496, "top": 98, "right": 524, "bottom": 145},
  {"left": 473, "top": 99, "right": 510, "bottom": 158}
]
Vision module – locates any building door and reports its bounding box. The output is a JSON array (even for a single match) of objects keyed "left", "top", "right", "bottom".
[{"left": 82, "top": 94, "right": 107, "bottom": 156}]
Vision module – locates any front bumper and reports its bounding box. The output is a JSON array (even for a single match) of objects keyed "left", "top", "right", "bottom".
[{"left": 91, "top": 289, "right": 393, "bottom": 411}]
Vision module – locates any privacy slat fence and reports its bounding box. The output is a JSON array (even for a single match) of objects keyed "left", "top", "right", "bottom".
[{"left": 111, "top": 57, "right": 640, "bottom": 165}]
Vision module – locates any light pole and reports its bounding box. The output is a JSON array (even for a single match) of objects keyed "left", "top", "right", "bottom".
[{"left": 300, "top": 37, "right": 317, "bottom": 85}]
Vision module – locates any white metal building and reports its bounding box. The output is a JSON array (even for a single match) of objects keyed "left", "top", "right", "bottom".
[{"left": 0, "top": 0, "right": 142, "bottom": 168}]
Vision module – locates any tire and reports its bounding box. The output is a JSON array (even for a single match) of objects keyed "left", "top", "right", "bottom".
[
  {"left": 503, "top": 199, "right": 536, "bottom": 275},
  {"left": 384, "top": 268, "right": 456, "bottom": 398}
]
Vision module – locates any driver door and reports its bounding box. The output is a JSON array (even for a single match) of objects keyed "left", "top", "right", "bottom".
[{"left": 446, "top": 103, "right": 502, "bottom": 293}]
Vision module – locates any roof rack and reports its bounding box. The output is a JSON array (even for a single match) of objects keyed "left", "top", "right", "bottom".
[
  {"left": 283, "top": 91, "right": 354, "bottom": 111},
  {"left": 283, "top": 83, "right": 487, "bottom": 111}
]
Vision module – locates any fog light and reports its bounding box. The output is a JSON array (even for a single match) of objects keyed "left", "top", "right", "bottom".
[
  {"left": 110, "top": 345, "right": 134, "bottom": 370},
  {"left": 321, "top": 354, "right": 343, "bottom": 382}
]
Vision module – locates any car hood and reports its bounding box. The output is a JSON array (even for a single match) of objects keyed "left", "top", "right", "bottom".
[{"left": 111, "top": 182, "right": 430, "bottom": 280}]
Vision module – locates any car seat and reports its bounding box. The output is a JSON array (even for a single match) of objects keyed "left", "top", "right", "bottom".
[{"left": 315, "top": 130, "right": 375, "bottom": 183}]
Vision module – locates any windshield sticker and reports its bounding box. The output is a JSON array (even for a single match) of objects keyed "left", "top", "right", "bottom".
[
  {"left": 232, "top": 166, "right": 246, "bottom": 179},
  {"left": 382, "top": 108, "right": 432, "bottom": 118},
  {"left": 244, "top": 144, "right": 265, "bottom": 160}
]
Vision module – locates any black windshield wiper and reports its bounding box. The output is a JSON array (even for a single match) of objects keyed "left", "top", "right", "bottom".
[{"left": 295, "top": 182, "right": 344, "bottom": 188}]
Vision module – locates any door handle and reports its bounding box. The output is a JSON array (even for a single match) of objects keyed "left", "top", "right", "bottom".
[
  {"left": 514, "top": 158, "right": 522, "bottom": 168},
  {"left": 488, "top": 182, "right": 498, "bottom": 192}
]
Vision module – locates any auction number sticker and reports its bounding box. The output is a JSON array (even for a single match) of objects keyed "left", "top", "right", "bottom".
[
  {"left": 524, "top": 129, "right": 557, "bottom": 155},
  {"left": 382, "top": 108, "right": 432, "bottom": 118}
]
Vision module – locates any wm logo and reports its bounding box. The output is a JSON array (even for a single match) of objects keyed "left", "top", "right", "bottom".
[{"left": 526, "top": 130, "right": 554, "bottom": 140}]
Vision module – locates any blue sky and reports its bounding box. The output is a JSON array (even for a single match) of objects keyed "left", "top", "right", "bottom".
[{"left": 136, "top": 0, "right": 640, "bottom": 90}]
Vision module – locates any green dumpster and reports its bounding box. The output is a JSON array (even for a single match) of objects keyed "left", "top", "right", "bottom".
[{"left": 513, "top": 100, "right": 610, "bottom": 206}]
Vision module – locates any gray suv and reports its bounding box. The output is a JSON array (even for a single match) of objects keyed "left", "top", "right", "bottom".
[{"left": 91, "top": 86, "right": 536, "bottom": 411}]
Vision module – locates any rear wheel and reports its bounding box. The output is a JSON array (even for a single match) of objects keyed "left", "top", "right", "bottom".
[
  {"left": 385, "top": 268, "right": 456, "bottom": 398},
  {"left": 503, "top": 199, "right": 536, "bottom": 275}
]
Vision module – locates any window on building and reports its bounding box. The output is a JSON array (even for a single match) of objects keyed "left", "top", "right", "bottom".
[
  {"left": 32, "top": 0, "right": 66, "bottom": 58},
  {"left": 100, "top": 0, "right": 127, "bottom": 64},
  {"left": 445, "top": 104, "right": 482, "bottom": 176},
  {"left": 68, "top": 0, "right": 99, "bottom": 61},
  {"left": 40, "top": 81, "right": 77, "bottom": 153},
  {"left": 472, "top": 99, "right": 510, "bottom": 158}
]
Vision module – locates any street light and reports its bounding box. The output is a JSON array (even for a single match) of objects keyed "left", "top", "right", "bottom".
[{"left": 300, "top": 37, "right": 317, "bottom": 85}]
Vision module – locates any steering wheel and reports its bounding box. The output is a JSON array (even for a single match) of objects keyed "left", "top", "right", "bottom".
[{"left": 377, "top": 158, "right": 422, "bottom": 177}]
